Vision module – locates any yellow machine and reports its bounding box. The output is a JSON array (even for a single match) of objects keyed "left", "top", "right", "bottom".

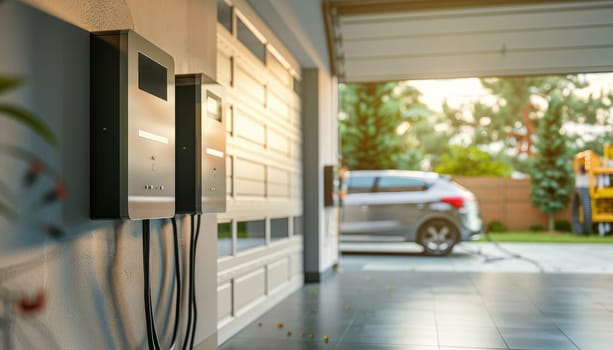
[{"left": 572, "top": 144, "right": 613, "bottom": 235}]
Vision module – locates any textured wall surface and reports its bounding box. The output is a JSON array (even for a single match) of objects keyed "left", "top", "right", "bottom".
[
  {"left": 24, "top": 0, "right": 217, "bottom": 77},
  {"left": 0, "top": 1, "right": 217, "bottom": 349}
]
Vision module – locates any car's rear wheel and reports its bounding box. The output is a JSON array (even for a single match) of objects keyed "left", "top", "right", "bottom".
[{"left": 417, "top": 219, "right": 459, "bottom": 256}]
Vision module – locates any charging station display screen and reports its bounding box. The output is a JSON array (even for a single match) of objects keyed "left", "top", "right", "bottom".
[
  {"left": 138, "top": 53, "right": 167, "bottom": 100},
  {"left": 206, "top": 92, "right": 222, "bottom": 122}
]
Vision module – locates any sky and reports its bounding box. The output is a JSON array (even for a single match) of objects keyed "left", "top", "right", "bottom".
[
  {"left": 408, "top": 73, "right": 613, "bottom": 113},
  {"left": 404, "top": 73, "right": 613, "bottom": 155}
]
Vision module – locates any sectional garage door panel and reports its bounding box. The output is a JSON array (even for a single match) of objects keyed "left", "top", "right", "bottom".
[
  {"left": 346, "top": 46, "right": 613, "bottom": 81},
  {"left": 216, "top": 6, "right": 303, "bottom": 343},
  {"left": 333, "top": 1, "right": 613, "bottom": 82}
]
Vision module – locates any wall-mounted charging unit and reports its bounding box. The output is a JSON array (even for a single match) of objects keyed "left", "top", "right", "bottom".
[
  {"left": 324, "top": 164, "right": 339, "bottom": 207},
  {"left": 91, "top": 30, "right": 175, "bottom": 219},
  {"left": 175, "top": 73, "right": 226, "bottom": 214}
]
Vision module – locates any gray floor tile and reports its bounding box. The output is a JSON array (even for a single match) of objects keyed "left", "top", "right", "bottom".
[
  {"left": 437, "top": 323, "right": 499, "bottom": 333},
  {"left": 492, "top": 316, "right": 557, "bottom": 329},
  {"left": 341, "top": 324, "right": 439, "bottom": 346},
  {"left": 218, "top": 338, "right": 275, "bottom": 350},
  {"left": 438, "top": 327, "right": 508, "bottom": 348},
  {"left": 436, "top": 314, "right": 497, "bottom": 328},
  {"left": 563, "top": 330, "right": 613, "bottom": 350},
  {"left": 336, "top": 344, "right": 437, "bottom": 350},
  {"left": 219, "top": 257, "right": 613, "bottom": 350},
  {"left": 555, "top": 319, "right": 613, "bottom": 333},
  {"left": 440, "top": 348, "right": 507, "bottom": 350},
  {"left": 500, "top": 327, "right": 578, "bottom": 350},
  {"left": 235, "top": 318, "right": 349, "bottom": 341},
  {"left": 219, "top": 338, "right": 336, "bottom": 350}
]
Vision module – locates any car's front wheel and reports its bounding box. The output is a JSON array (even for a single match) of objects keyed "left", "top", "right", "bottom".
[{"left": 417, "top": 219, "right": 459, "bottom": 256}]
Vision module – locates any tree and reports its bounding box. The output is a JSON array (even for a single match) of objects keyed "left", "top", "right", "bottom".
[
  {"left": 529, "top": 94, "right": 574, "bottom": 231},
  {"left": 441, "top": 75, "right": 612, "bottom": 158},
  {"left": 434, "top": 145, "right": 512, "bottom": 177},
  {"left": 574, "top": 132, "right": 613, "bottom": 156},
  {"left": 339, "top": 82, "right": 433, "bottom": 170},
  {"left": 407, "top": 115, "right": 451, "bottom": 168}
]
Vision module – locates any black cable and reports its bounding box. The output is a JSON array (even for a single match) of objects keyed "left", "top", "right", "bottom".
[
  {"left": 456, "top": 231, "right": 544, "bottom": 273},
  {"left": 189, "top": 214, "right": 202, "bottom": 350},
  {"left": 143, "top": 220, "right": 161, "bottom": 350},
  {"left": 484, "top": 231, "right": 544, "bottom": 272},
  {"left": 182, "top": 214, "right": 195, "bottom": 350},
  {"left": 149, "top": 223, "right": 161, "bottom": 350},
  {"left": 170, "top": 217, "right": 182, "bottom": 349},
  {"left": 194, "top": 214, "right": 202, "bottom": 252},
  {"left": 143, "top": 220, "right": 154, "bottom": 349}
]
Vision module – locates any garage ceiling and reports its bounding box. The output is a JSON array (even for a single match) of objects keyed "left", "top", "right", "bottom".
[{"left": 323, "top": 0, "right": 613, "bottom": 82}]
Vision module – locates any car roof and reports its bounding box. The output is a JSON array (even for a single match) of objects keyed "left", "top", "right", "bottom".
[{"left": 347, "top": 170, "right": 440, "bottom": 180}]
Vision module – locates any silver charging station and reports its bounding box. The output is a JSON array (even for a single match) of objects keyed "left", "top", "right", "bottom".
[
  {"left": 91, "top": 30, "right": 175, "bottom": 219},
  {"left": 176, "top": 74, "right": 226, "bottom": 214}
]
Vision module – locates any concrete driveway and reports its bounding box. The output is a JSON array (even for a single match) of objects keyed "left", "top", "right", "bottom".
[{"left": 340, "top": 242, "right": 613, "bottom": 274}]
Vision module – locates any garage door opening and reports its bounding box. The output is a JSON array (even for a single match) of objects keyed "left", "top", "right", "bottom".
[{"left": 338, "top": 72, "right": 613, "bottom": 270}]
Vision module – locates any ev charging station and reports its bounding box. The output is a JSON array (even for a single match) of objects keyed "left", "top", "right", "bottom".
[
  {"left": 90, "top": 29, "right": 226, "bottom": 349},
  {"left": 176, "top": 73, "right": 227, "bottom": 215},
  {"left": 175, "top": 73, "right": 227, "bottom": 349},
  {"left": 90, "top": 30, "right": 175, "bottom": 220},
  {"left": 90, "top": 29, "right": 181, "bottom": 349}
]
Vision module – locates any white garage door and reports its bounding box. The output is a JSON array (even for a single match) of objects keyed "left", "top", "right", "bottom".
[{"left": 326, "top": 0, "right": 613, "bottom": 82}]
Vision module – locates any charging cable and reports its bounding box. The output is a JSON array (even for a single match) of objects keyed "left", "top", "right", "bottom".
[
  {"left": 169, "top": 217, "right": 182, "bottom": 349},
  {"left": 189, "top": 214, "right": 202, "bottom": 350},
  {"left": 483, "top": 232, "right": 544, "bottom": 272},
  {"left": 142, "top": 215, "right": 201, "bottom": 350},
  {"left": 458, "top": 231, "right": 544, "bottom": 273},
  {"left": 142, "top": 218, "right": 184, "bottom": 350},
  {"left": 182, "top": 214, "right": 202, "bottom": 350},
  {"left": 142, "top": 219, "right": 161, "bottom": 350},
  {"left": 182, "top": 215, "right": 195, "bottom": 350}
]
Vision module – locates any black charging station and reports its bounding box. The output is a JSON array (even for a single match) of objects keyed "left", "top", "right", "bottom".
[
  {"left": 90, "top": 30, "right": 191, "bottom": 350},
  {"left": 175, "top": 73, "right": 226, "bottom": 214},
  {"left": 174, "top": 73, "right": 228, "bottom": 350},
  {"left": 90, "top": 30, "right": 175, "bottom": 220},
  {"left": 324, "top": 164, "right": 339, "bottom": 207}
]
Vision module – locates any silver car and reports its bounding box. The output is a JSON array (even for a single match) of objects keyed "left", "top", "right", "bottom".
[{"left": 340, "top": 170, "right": 483, "bottom": 256}]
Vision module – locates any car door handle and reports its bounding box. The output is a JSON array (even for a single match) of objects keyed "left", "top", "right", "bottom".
[{"left": 360, "top": 205, "right": 368, "bottom": 211}]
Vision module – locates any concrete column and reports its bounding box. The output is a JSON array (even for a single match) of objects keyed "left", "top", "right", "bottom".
[{"left": 301, "top": 67, "right": 340, "bottom": 283}]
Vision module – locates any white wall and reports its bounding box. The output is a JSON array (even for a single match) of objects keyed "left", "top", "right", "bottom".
[
  {"left": 302, "top": 67, "right": 340, "bottom": 281},
  {"left": 23, "top": 0, "right": 217, "bottom": 76},
  {"left": 0, "top": 1, "right": 338, "bottom": 348},
  {"left": 318, "top": 70, "right": 340, "bottom": 272},
  {"left": 0, "top": 0, "right": 218, "bottom": 349}
]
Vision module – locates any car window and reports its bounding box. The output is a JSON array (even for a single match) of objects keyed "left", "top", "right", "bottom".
[
  {"left": 347, "top": 176, "right": 375, "bottom": 194},
  {"left": 376, "top": 176, "right": 427, "bottom": 192}
]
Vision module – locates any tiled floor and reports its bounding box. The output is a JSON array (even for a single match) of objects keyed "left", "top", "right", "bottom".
[{"left": 220, "top": 259, "right": 613, "bottom": 350}]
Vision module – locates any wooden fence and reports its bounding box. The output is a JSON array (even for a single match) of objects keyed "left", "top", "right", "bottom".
[{"left": 454, "top": 177, "right": 572, "bottom": 231}]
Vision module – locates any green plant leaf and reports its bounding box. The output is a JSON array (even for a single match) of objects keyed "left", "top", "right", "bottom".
[
  {"left": 0, "top": 76, "right": 22, "bottom": 94},
  {"left": 0, "top": 104, "right": 58, "bottom": 148}
]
